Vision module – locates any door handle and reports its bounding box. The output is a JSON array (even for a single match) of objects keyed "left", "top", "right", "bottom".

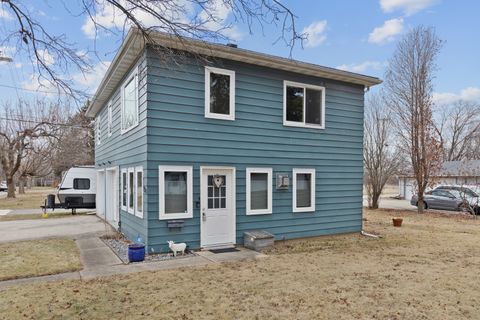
[{"left": 202, "top": 209, "right": 206, "bottom": 221}]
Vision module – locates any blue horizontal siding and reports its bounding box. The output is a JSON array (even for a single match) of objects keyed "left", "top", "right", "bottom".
[
  {"left": 144, "top": 48, "right": 365, "bottom": 252},
  {"left": 94, "top": 51, "right": 149, "bottom": 244}
]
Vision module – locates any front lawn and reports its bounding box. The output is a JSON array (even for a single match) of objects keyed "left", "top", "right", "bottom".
[
  {"left": 0, "top": 238, "right": 82, "bottom": 281},
  {"left": 0, "top": 211, "right": 90, "bottom": 222},
  {"left": 0, "top": 188, "right": 55, "bottom": 210},
  {"left": 1, "top": 209, "right": 479, "bottom": 319}
]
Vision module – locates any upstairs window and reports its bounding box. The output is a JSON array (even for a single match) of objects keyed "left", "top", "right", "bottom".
[
  {"left": 284, "top": 81, "right": 325, "bottom": 129},
  {"left": 205, "top": 67, "right": 235, "bottom": 121},
  {"left": 96, "top": 116, "right": 101, "bottom": 145},
  {"left": 107, "top": 102, "right": 112, "bottom": 137},
  {"left": 122, "top": 67, "right": 139, "bottom": 133}
]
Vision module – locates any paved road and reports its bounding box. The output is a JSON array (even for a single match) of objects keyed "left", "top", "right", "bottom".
[{"left": 0, "top": 215, "right": 109, "bottom": 243}]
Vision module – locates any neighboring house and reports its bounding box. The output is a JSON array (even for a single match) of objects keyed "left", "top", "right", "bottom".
[
  {"left": 86, "top": 28, "right": 381, "bottom": 251},
  {"left": 399, "top": 160, "right": 480, "bottom": 200}
]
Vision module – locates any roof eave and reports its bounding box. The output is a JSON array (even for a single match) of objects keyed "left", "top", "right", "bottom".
[{"left": 87, "top": 29, "right": 382, "bottom": 118}]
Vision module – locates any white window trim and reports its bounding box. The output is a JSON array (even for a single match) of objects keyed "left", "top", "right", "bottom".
[
  {"left": 159, "top": 165, "right": 193, "bottom": 220},
  {"left": 121, "top": 65, "right": 139, "bottom": 134},
  {"left": 134, "top": 166, "right": 143, "bottom": 218},
  {"left": 246, "top": 168, "right": 272, "bottom": 215},
  {"left": 121, "top": 168, "right": 127, "bottom": 211},
  {"left": 204, "top": 66, "right": 235, "bottom": 121},
  {"left": 127, "top": 167, "right": 135, "bottom": 214},
  {"left": 283, "top": 80, "right": 326, "bottom": 129},
  {"left": 292, "top": 168, "right": 316, "bottom": 213},
  {"left": 107, "top": 102, "right": 112, "bottom": 137}
]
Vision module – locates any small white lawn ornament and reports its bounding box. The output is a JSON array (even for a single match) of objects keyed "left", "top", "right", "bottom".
[
  {"left": 167, "top": 241, "right": 186, "bottom": 257},
  {"left": 213, "top": 175, "right": 224, "bottom": 188}
]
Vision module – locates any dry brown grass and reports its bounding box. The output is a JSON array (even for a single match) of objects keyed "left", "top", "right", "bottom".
[
  {"left": 1, "top": 209, "right": 480, "bottom": 319},
  {"left": 0, "top": 238, "right": 82, "bottom": 281},
  {"left": 0, "top": 188, "right": 55, "bottom": 209}
]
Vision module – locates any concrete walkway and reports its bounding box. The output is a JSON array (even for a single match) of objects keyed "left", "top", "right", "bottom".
[{"left": 0, "top": 237, "right": 266, "bottom": 289}]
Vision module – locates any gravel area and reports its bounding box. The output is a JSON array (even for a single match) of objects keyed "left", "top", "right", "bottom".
[{"left": 102, "top": 237, "right": 196, "bottom": 264}]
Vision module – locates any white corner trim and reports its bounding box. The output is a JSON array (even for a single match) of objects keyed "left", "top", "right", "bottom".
[
  {"left": 134, "top": 166, "right": 143, "bottom": 218},
  {"left": 204, "top": 66, "right": 235, "bottom": 121},
  {"left": 292, "top": 168, "right": 316, "bottom": 213},
  {"left": 159, "top": 165, "right": 193, "bottom": 220},
  {"left": 246, "top": 168, "right": 273, "bottom": 215},
  {"left": 283, "top": 80, "right": 326, "bottom": 130}
]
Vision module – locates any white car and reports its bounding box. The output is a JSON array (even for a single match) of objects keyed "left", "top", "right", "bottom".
[{"left": 0, "top": 181, "right": 7, "bottom": 192}]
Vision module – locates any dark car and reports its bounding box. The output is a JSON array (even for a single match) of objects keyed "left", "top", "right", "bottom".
[{"left": 411, "top": 186, "right": 480, "bottom": 214}]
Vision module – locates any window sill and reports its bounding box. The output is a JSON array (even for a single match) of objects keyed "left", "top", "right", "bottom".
[
  {"left": 246, "top": 210, "right": 272, "bottom": 216},
  {"left": 205, "top": 113, "right": 235, "bottom": 121},
  {"left": 283, "top": 121, "right": 325, "bottom": 130},
  {"left": 121, "top": 123, "right": 139, "bottom": 135},
  {"left": 159, "top": 213, "right": 193, "bottom": 220},
  {"left": 293, "top": 207, "right": 315, "bottom": 213}
]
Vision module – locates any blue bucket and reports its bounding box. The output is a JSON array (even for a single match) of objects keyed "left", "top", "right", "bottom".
[{"left": 128, "top": 243, "right": 145, "bottom": 262}]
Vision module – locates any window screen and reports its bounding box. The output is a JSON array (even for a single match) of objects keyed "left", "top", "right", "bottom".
[
  {"left": 305, "top": 88, "right": 322, "bottom": 125},
  {"left": 250, "top": 173, "right": 268, "bottom": 210},
  {"left": 136, "top": 170, "right": 143, "bottom": 213},
  {"left": 128, "top": 171, "right": 134, "bottom": 211},
  {"left": 296, "top": 173, "right": 312, "bottom": 208},
  {"left": 122, "top": 172, "right": 127, "bottom": 207},
  {"left": 164, "top": 171, "right": 188, "bottom": 214},
  {"left": 73, "top": 178, "right": 90, "bottom": 190},
  {"left": 122, "top": 75, "right": 138, "bottom": 131},
  {"left": 210, "top": 72, "right": 230, "bottom": 115},
  {"left": 286, "top": 86, "right": 304, "bottom": 122}
]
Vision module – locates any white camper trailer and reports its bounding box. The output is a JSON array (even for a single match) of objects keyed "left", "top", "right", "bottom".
[{"left": 57, "top": 166, "right": 96, "bottom": 208}]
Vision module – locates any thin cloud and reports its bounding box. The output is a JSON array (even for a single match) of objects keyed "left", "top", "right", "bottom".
[
  {"left": 380, "top": 0, "right": 438, "bottom": 15},
  {"left": 368, "top": 18, "right": 403, "bottom": 44},
  {"left": 433, "top": 87, "right": 480, "bottom": 106},
  {"left": 302, "top": 20, "right": 328, "bottom": 48},
  {"left": 337, "top": 61, "right": 385, "bottom": 74}
]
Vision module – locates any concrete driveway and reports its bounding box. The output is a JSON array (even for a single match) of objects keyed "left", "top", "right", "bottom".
[
  {"left": 0, "top": 215, "right": 110, "bottom": 243},
  {"left": 363, "top": 196, "right": 417, "bottom": 210}
]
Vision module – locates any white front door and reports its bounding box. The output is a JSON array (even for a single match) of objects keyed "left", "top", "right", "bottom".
[
  {"left": 96, "top": 170, "right": 105, "bottom": 217},
  {"left": 200, "top": 168, "right": 236, "bottom": 248}
]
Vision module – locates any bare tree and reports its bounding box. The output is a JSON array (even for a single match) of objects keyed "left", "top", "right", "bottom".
[
  {"left": 1, "top": 0, "right": 304, "bottom": 99},
  {"left": 385, "top": 26, "right": 443, "bottom": 214},
  {"left": 434, "top": 100, "right": 480, "bottom": 161},
  {"left": 364, "top": 93, "right": 402, "bottom": 209},
  {"left": 0, "top": 100, "right": 61, "bottom": 198},
  {"left": 16, "top": 142, "right": 52, "bottom": 194},
  {"left": 50, "top": 103, "right": 94, "bottom": 180}
]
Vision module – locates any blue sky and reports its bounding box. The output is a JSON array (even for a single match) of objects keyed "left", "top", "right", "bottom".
[{"left": 0, "top": 0, "right": 479, "bottom": 107}]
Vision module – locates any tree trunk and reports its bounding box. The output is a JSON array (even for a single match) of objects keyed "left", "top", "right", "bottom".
[
  {"left": 370, "top": 192, "right": 381, "bottom": 209},
  {"left": 18, "top": 177, "right": 25, "bottom": 194},
  {"left": 417, "top": 197, "right": 425, "bottom": 214},
  {"left": 6, "top": 176, "right": 15, "bottom": 198}
]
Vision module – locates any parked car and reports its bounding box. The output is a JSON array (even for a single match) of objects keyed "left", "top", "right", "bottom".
[
  {"left": 0, "top": 181, "right": 7, "bottom": 192},
  {"left": 410, "top": 185, "right": 480, "bottom": 214}
]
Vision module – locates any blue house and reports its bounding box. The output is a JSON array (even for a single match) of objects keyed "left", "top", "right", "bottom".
[{"left": 87, "top": 28, "right": 381, "bottom": 251}]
